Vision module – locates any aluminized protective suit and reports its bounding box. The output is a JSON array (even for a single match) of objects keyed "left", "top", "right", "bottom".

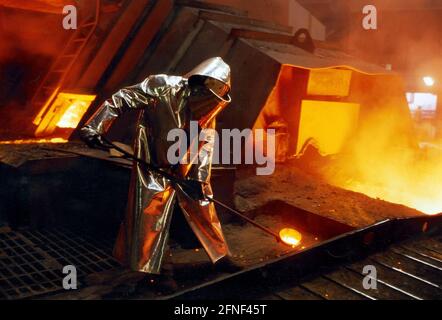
[{"left": 81, "top": 57, "right": 231, "bottom": 274}]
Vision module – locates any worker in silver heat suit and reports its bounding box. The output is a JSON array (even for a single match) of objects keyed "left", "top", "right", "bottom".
[{"left": 80, "top": 57, "right": 232, "bottom": 275}]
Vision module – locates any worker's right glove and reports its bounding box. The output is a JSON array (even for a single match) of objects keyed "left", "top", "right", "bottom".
[{"left": 80, "top": 126, "right": 107, "bottom": 149}]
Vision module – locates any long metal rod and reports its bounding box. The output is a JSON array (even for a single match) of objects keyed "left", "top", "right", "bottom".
[
  {"left": 209, "top": 197, "right": 280, "bottom": 241},
  {"left": 101, "top": 137, "right": 183, "bottom": 182},
  {"left": 100, "top": 136, "right": 281, "bottom": 242}
]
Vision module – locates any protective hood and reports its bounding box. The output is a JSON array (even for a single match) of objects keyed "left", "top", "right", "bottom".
[{"left": 185, "top": 57, "right": 231, "bottom": 102}]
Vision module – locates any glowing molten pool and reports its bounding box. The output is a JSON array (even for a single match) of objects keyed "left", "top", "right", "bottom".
[{"left": 279, "top": 228, "right": 302, "bottom": 247}]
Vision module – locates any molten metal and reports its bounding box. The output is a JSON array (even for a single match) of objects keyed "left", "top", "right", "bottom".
[
  {"left": 279, "top": 228, "right": 302, "bottom": 247},
  {"left": 0, "top": 138, "right": 67, "bottom": 145}
]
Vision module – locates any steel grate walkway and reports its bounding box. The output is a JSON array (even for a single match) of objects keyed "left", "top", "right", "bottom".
[{"left": 0, "top": 228, "right": 120, "bottom": 300}]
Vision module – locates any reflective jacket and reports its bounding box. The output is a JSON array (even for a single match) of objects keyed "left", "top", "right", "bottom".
[{"left": 81, "top": 57, "right": 231, "bottom": 273}]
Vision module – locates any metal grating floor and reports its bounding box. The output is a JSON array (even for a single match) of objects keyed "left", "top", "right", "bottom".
[{"left": 0, "top": 228, "right": 120, "bottom": 300}]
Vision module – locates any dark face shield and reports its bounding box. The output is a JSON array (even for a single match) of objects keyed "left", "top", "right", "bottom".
[
  {"left": 188, "top": 90, "right": 219, "bottom": 120},
  {"left": 188, "top": 76, "right": 231, "bottom": 120}
]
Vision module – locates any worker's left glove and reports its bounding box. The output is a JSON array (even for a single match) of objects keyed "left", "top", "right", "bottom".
[
  {"left": 179, "top": 179, "right": 207, "bottom": 201},
  {"left": 80, "top": 126, "right": 108, "bottom": 150}
]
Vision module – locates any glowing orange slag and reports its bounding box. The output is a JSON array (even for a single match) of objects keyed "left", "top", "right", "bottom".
[
  {"left": 0, "top": 138, "right": 67, "bottom": 145},
  {"left": 279, "top": 228, "right": 302, "bottom": 247}
]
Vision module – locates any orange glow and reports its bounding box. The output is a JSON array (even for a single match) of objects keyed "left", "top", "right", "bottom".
[
  {"left": 254, "top": 64, "right": 441, "bottom": 215},
  {"left": 307, "top": 69, "right": 352, "bottom": 96},
  {"left": 279, "top": 228, "right": 302, "bottom": 247},
  {"left": 0, "top": 138, "right": 67, "bottom": 145},
  {"left": 325, "top": 145, "right": 442, "bottom": 215},
  {"left": 33, "top": 86, "right": 61, "bottom": 126},
  {"left": 34, "top": 93, "right": 96, "bottom": 137},
  {"left": 319, "top": 75, "right": 442, "bottom": 215},
  {"left": 341, "top": 181, "right": 442, "bottom": 215},
  {"left": 296, "top": 100, "right": 360, "bottom": 155},
  {"left": 423, "top": 76, "right": 435, "bottom": 87},
  {"left": 57, "top": 100, "right": 91, "bottom": 129}
]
